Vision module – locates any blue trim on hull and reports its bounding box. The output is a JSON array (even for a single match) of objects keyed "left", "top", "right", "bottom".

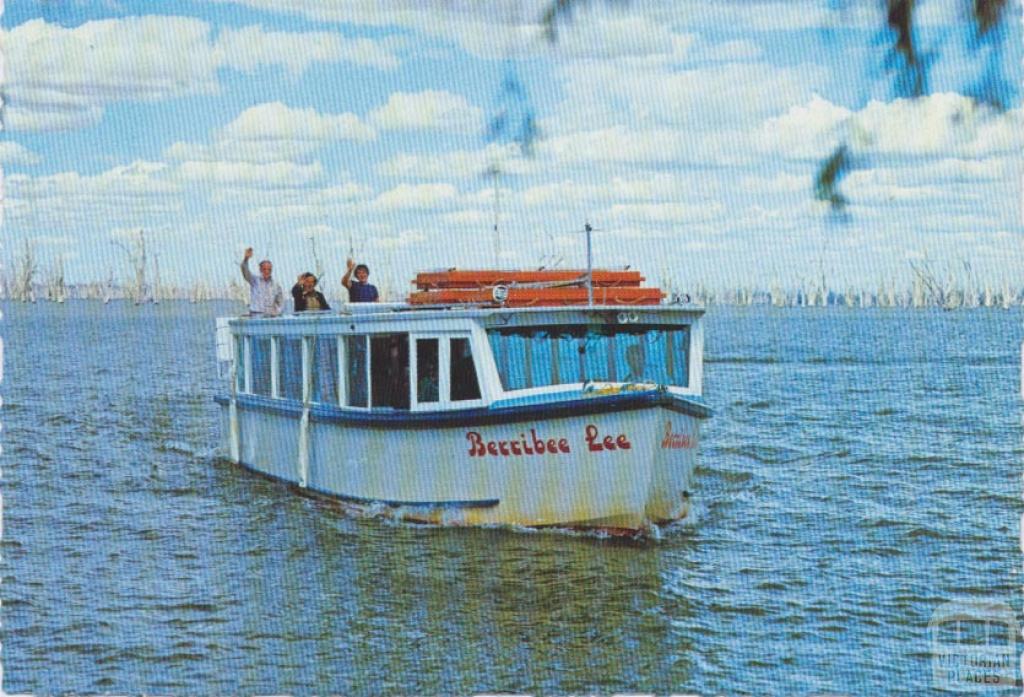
[
  {"left": 214, "top": 390, "right": 712, "bottom": 429},
  {"left": 226, "top": 457, "right": 500, "bottom": 509}
]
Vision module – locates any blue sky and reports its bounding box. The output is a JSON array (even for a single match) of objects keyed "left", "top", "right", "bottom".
[{"left": 3, "top": 0, "right": 1022, "bottom": 297}]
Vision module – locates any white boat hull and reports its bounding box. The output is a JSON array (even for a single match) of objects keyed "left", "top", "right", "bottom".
[{"left": 218, "top": 397, "right": 703, "bottom": 533}]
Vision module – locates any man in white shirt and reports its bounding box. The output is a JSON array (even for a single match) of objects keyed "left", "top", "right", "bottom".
[{"left": 240, "top": 247, "right": 284, "bottom": 316}]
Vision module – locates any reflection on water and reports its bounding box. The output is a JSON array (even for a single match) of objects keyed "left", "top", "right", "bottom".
[{"left": 3, "top": 301, "right": 1020, "bottom": 694}]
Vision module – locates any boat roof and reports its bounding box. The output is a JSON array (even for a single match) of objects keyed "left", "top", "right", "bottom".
[{"left": 227, "top": 301, "right": 705, "bottom": 330}]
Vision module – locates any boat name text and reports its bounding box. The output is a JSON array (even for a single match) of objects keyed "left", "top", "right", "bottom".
[
  {"left": 466, "top": 425, "right": 632, "bottom": 457},
  {"left": 661, "top": 421, "right": 695, "bottom": 449}
]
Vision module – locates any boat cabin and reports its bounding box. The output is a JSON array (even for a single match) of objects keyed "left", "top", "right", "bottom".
[{"left": 219, "top": 303, "right": 705, "bottom": 414}]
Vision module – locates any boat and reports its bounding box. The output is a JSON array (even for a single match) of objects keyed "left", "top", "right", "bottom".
[{"left": 214, "top": 268, "right": 711, "bottom": 534}]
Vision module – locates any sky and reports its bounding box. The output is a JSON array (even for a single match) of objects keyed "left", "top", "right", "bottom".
[{"left": 2, "top": 0, "right": 1022, "bottom": 297}]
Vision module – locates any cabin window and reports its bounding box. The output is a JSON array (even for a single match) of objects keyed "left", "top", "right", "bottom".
[
  {"left": 416, "top": 338, "right": 440, "bottom": 404},
  {"left": 235, "top": 335, "right": 246, "bottom": 392},
  {"left": 487, "top": 325, "right": 690, "bottom": 389},
  {"left": 345, "top": 335, "right": 369, "bottom": 407},
  {"left": 371, "top": 334, "right": 409, "bottom": 409},
  {"left": 450, "top": 337, "right": 481, "bottom": 401},
  {"left": 312, "top": 337, "right": 338, "bottom": 404},
  {"left": 279, "top": 338, "right": 304, "bottom": 400},
  {"left": 251, "top": 337, "right": 273, "bottom": 396}
]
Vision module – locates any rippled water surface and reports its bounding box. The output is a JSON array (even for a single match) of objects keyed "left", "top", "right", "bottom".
[{"left": 4, "top": 301, "right": 1020, "bottom": 694}]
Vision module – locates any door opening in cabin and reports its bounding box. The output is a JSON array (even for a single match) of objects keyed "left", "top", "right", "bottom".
[
  {"left": 371, "top": 334, "right": 410, "bottom": 409},
  {"left": 450, "top": 337, "right": 481, "bottom": 401}
]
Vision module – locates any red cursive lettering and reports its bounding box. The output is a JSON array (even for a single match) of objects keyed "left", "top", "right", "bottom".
[
  {"left": 586, "top": 424, "right": 632, "bottom": 453},
  {"left": 465, "top": 428, "right": 573, "bottom": 457},
  {"left": 467, "top": 431, "right": 486, "bottom": 457},
  {"left": 520, "top": 434, "right": 534, "bottom": 455},
  {"left": 661, "top": 420, "right": 693, "bottom": 449},
  {"left": 532, "top": 429, "right": 547, "bottom": 454}
]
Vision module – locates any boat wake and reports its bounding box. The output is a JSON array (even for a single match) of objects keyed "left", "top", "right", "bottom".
[{"left": 308, "top": 493, "right": 706, "bottom": 543}]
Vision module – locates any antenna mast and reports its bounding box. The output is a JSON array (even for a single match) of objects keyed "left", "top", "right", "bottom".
[
  {"left": 493, "top": 170, "right": 501, "bottom": 267},
  {"left": 310, "top": 234, "right": 324, "bottom": 280},
  {"left": 585, "top": 222, "right": 593, "bottom": 306}
]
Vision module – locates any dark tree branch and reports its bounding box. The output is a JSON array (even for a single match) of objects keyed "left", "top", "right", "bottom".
[
  {"left": 814, "top": 145, "right": 851, "bottom": 213},
  {"left": 974, "top": 0, "right": 1008, "bottom": 35},
  {"left": 541, "top": 0, "right": 631, "bottom": 41}
]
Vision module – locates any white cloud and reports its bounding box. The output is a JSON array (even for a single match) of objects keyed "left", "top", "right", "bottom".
[
  {"left": 371, "top": 182, "right": 460, "bottom": 210},
  {"left": 666, "top": 2, "right": 875, "bottom": 33},
  {"left": 541, "top": 126, "right": 695, "bottom": 165},
  {"left": 756, "top": 94, "right": 851, "bottom": 159},
  {"left": 229, "top": 180, "right": 376, "bottom": 223},
  {"left": 165, "top": 137, "right": 323, "bottom": 165},
  {"left": 206, "top": 0, "right": 552, "bottom": 59},
  {"left": 549, "top": 60, "right": 826, "bottom": 133},
  {"left": 246, "top": 204, "right": 327, "bottom": 224},
  {"left": 847, "top": 159, "right": 1007, "bottom": 190},
  {"left": 2, "top": 17, "right": 396, "bottom": 132},
  {"left": 370, "top": 90, "right": 484, "bottom": 132},
  {"left": 738, "top": 173, "right": 810, "bottom": 194},
  {"left": 12, "top": 161, "right": 178, "bottom": 199},
  {"left": 606, "top": 201, "right": 724, "bottom": 224},
  {"left": 0, "top": 142, "right": 41, "bottom": 166},
  {"left": 865, "top": 95, "right": 1016, "bottom": 156},
  {"left": 5, "top": 162, "right": 182, "bottom": 227},
  {"left": 164, "top": 102, "right": 375, "bottom": 165},
  {"left": 607, "top": 174, "right": 695, "bottom": 200},
  {"left": 552, "top": 14, "right": 681, "bottom": 60},
  {"left": 215, "top": 25, "right": 400, "bottom": 73},
  {"left": 852, "top": 94, "right": 1022, "bottom": 157},
  {"left": 925, "top": 158, "right": 1008, "bottom": 182},
  {"left": 843, "top": 174, "right": 943, "bottom": 205},
  {"left": 204, "top": 0, "right": 857, "bottom": 60},
  {"left": 312, "top": 182, "right": 376, "bottom": 202},
  {"left": 176, "top": 160, "right": 326, "bottom": 188},
  {"left": 377, "top": 143, "right": 529, "bottom": 178},
  {"left": 757, "top": 94, "right": 1023, "bottom": 161},
  {"left": 518, "top": 174, "right": 694, "bottom": 207},
  {"left": 3, "top": 17, "right": 216, "bottom": 130},
  {"left": 222, "top": 102, "right": 375, "bottom": 142},
  {"left": 441, "top": 209, "right": 492, "bottom": 226},
  {"left": 371, "top": 229, "right": 429, "bottom": 249},
  {"left": 519, "top": 180, "right": 603, "bottom": 207},
  {"left": 700, "top": 39, "right": 763, "bottom": 62}
]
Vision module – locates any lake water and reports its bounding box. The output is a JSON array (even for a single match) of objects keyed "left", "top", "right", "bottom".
[{"left": 3, "top": 301, "right": 1020, "bottom": 694}]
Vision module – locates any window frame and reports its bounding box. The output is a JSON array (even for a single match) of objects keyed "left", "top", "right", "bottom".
[
  {"left": 276, "top": 336, "right": 305, "bottom": 402},
  {"left": 343, "top": 333, "right": 371, "bottom": 410},
  {"left": 411, "top": 335, "right": 442, "bottom": 410},
  {"left": 485, "top": 323, "right": 693, "bottom": 392},
  {"left": 448, "top": 335, "right": 483, "bottom": 405},
  {"left": 409, "top": 332, "right": 485, "bottom": 411},
  {"left": 243, "top": 336, "right": 252, "bottom": 394}
]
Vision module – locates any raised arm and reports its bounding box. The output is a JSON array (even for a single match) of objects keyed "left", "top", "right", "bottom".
[
  {"left": 341, "top": 257, "right": 355, "bottom": 289},
  {"left": 240, "top": 247, "right": 255, "bottom": 284}
]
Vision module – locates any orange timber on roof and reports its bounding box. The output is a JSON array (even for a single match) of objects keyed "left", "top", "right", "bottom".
[{"left": 408, "top": 269, "right": 663, "bottom": 307}]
